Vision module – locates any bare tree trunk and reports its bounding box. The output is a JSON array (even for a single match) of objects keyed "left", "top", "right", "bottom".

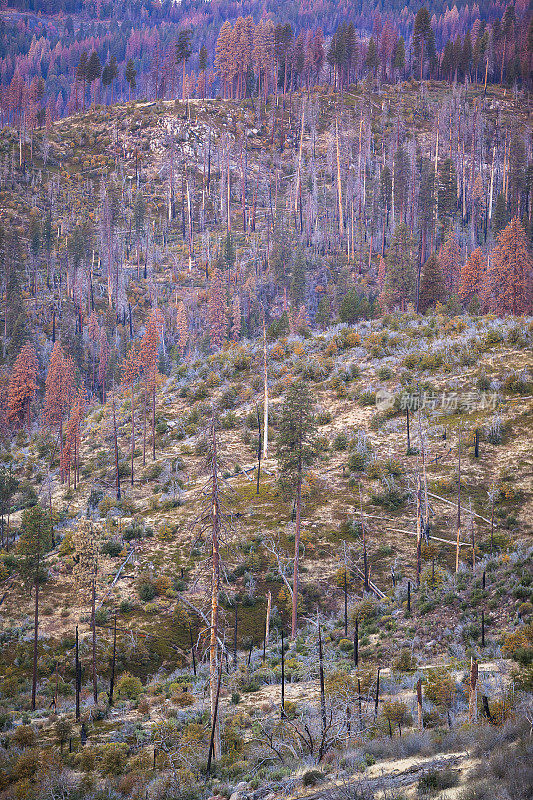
[
  {"left": 469, "top": 657, "right": 478, "bottom": 722},
  {"left": 109, "top": 613, "right": 116, "bottom": 705},
  {"left": 264, "top": 590, "right": 271, "bottom": 653},
  {"left": 263, "top": 316, "right": 268, "bottom": 460},
  {"left": 112, "top": 400, "right": 121, "bottom": 501},
  {"left": 281, "top": 628, "right": 285, "bottom": 718},
  {"left": 291, "top": 459, "right": 302, "bottom": 639},
  {"left": 31, "top": 525, "right": 41, "bottom": 711},
  {"left": 456, "top": 432, "right": 461, "bottom": 573},
  {"left": 210, "top": 418, "right": 221, "bottom": 761},
  {"left": 416, "top": 677, "right": 423, "bottom": 729},
  {"left": 416, "top": 473, "right": 422, "bottom": 587},
  {"left": 318, "top": 623, "right": 327, "bottom": 759},
  {"left": 294, "top": 100, "right": 305, "bottom": 219},
  {"left": 335, "top": 114, "right": 344, "bottom": 236},
  {"left": 152, "top": 380, "right": 156, "bottom": 461},
  {"left": 91, "top": 580, "right": 97, "bottom": 703},
  {"left": 130, "top": 386, "right": 135, "bottom": 485},
  {"left": 75, "top": 624, "right": 80, "bottom": 722}
]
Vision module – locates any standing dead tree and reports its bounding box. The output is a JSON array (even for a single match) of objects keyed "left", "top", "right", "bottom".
[
  {"left": 73, "top": 521, "right": 99, "bottom": 704},
  {"left": 189, "top": 411, "right": 235, "bottom": 763}
]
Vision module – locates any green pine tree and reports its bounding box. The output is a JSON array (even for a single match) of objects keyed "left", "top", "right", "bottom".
[
  {"left": 382, "top": 223, "right": 415, "bottom": 311},
  {"left": 290, "top": 247, "right": 307, "bottom": 306},
  {"left": 276, "top": 381, "right": 318, "bottom": 637},
  {"left": 419, "top": 252, "right": 446, "bottom": 313}
]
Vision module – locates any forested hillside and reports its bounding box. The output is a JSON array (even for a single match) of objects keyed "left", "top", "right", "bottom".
[
  {"left": 0, "top": 2, "right": 532, "bottom": 796},
  {"left": 1, "top": 0, "right": 531, "bottom": 124}
]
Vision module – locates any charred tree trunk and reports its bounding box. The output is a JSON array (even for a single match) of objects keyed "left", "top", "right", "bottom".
[
  {"left": 209, "top": 418, "right": 221, "bottom": 761},
  {"left": 109, "top": 613, "right": 116, "bottom": 705}
]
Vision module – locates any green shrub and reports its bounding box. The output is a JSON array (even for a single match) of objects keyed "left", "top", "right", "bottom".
[
  {"left": 101, "top": 540, "right": 122, "bottom": 557},
  {"left": 302, "top": 769, "right": 324, "bottom": 786},
  {"left": 418, "top": 768, "right": 459, "bottom": 793},
  {"left": 116, "top": 672, "right": 143, "bottom": 701},
  {"left": 99, "top": 743, "right": 128, "bottom": 776}
]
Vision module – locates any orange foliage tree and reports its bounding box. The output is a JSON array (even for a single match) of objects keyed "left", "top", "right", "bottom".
[
  {"left": 488, "top": 217, "right": 532, "bottom": 315},
  {"left": 7, "top": 342, "right": 38, "bottom": 429},
  {"left": 139, "top": 309, "right": 164, "bottom": 463},
  {"left": 121, "top": 341, "right": 141, "bottom": 485},
  {"left": 459, "top": 247, "right": 487, "bottom": 307},
  {"left": 60, "top": 388, "right": 86, "bottom": 489},
  {"left": 43, "top": 343, "right": 76, "bottom": 479},
  {"left": 208, "top": 266, "right": 227, "bottom": 351},
  {"left": 438, "top": 228, "right": 461, "bottom": 295}
]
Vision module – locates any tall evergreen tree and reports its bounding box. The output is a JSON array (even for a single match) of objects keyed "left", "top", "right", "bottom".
[
  {"left": 382, "top": 223, "right": 415, "bottom": 310},
  {"left": 276, "top": 382, "right": 318, "bottom": 638},
  {"left": 489, "top": 217, "right": 532, "bottom": 314},
  {"left": 419, "top": 252, "right": 446, "bottom": 312},
  {"left": 176, "top": 29, "right": 193, "bottom": 101}
]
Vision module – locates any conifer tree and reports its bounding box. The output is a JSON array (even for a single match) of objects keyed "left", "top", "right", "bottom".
[
  {"left": 125, "top": 59, "right": 136, "bottom": 101},
  {"left": 17, "top": 504, "right": 52, "bottom": 711},
  {"left": 122, "top": 342, "right": 141, "bottom": 485},
  {"left": 76, "top": 51, "right": 88, "bottom": 110},
  {"left": 413, "top": 7, "right": 432, "bottom": 80},
  {"left": 72, "top": 521, "right": 99, "bottom": 703},
  {"left": 176, "top": 301, "right": 189, "bottom": 356},
  {"left": 492, "top": 192, "right": 508, "bottom": 238},
  {"left": 208, "top": 266, "right": 227, "bottom": 351},
  {"left": 43, "top": 343, "right": 76, "bottom": 477},
  {"left": 276, "top": 381, "right": 318, "bottom": 638},
  {"left": 460, "top": 247, "right": 487, "bottom": 307},
  {"left": 98, "top": 329, "right": 109, "bottom": 403},
  {"left": 438, "top": 158, "right": 458, "bottom": 230},
  {"left": 139, "top": 309, "right": 164, "bottom": 462},
  {"left": 489, "top": 217, "right": 532, "bottom": 314},
  {"left": 419, "top": 253, "right": 446, "bottom": 312},
  {"left": 61, "top": 388, "right": 86, "bottom": 490},
  {"left": 176, "top": 29, "right": 193, "bottom": 101},
  {"left": 7, "top": 342, "right": 37, "bottom": 429},
  {"left": 382, "top": 223, "right": 415, "bottom": 310},
  {"left": 290, "top": 248, "right": 307, "bottom": 307},
  {"left": 231, "top": 295, "right": 241, "bottom": 342},
  {"left": 439, "top": 228, "right": 461, "bottom": 294}
]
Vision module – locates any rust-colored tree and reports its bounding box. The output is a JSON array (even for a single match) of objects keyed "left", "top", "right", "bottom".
[
  {"left": 98, "top": 329, "right": 109, "bottom": 403},
  {"left": 460, "top": 247, "right": 487, "bottom": 307},
  {"left": 87, "top": 312, "right": 100, "bottom": 394},
  {"left": 176, "top": 301, "right": 189, "bottom": 356},
  {"left": 139, "top": 309, "right": 164, "bottom": 463},
  {"left": 439, "top": 228, "right": 461, "bottom": 295},
  {"left": 121, "top": 342, "right": 141, "bottom": 485},
  {"left": 489, "top": 217, "right": 532, "bottom": 315},
  {"left": 208, "top": 266, "right": 227, "bottom": 351},
  {"left": 230, "top": 294, "right": 241, "bottom": 342},
  {"left": 60, "top": 388, "right": 86, "bottom": 490},
  {"left": 43, "top": 343, "right": 76, "bottom": 480},
  {"left": 7, "top": 342, "right": 38, "bottom": 429}
]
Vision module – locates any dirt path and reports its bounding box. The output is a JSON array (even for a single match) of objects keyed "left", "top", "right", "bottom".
[{"left": 278, "top": 751, "right": 472, "bottom": 800}]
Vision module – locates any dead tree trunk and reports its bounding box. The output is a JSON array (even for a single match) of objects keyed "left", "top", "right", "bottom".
[
  {"left": 109, "top": 613, "right": 116, "bottom": 705},
  {"left": 416, "top": 677, "right": 423, "bottom": 729},
  {"left": 469, "top": 657, "right": 478, "bottom": 723},
  {"left": 31, "top": 524, "right": 41, "bottom": 711},
  {"left": 456, "top": 431, "right": 462, "bottom": 573},
  {"left": 112, "top": 400, "right": 121, "bottom": 501},
  {"left": 291, "top": 456, "right": 302, "bottom": 639},
  {"left": 209, "top": 418, "right": 222, "bottom": 761},
  {"left": 75, "top": 624, "right": 80, "bottom": 722},
  {"left": 91, "top": 580, "right": 97, "bottom": 703}
]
